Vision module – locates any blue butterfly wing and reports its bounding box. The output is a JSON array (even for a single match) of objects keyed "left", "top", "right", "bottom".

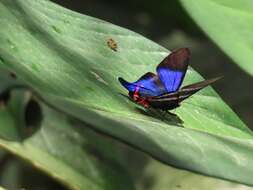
[
  {"left": 118, "top": 72, "right": 166, "bottom": 97},
  {"left": 156, "top": 48, "right": 190, "bottom": 93}
]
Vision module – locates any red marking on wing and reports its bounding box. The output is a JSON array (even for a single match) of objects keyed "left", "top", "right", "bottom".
[
  {"left": 138, "top": 99, "right": 149, "bottom": 108},
  {"left": 130, "top": 86, "right": 150, "bottom": 108},
  {"left": 133, "top": 86, "right": 140, "bottom": 101}
]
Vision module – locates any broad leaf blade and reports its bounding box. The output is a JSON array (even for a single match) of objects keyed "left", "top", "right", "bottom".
[
  {"left": 135, "top": 158, "right": 253, "bottom": 190},
  {"left": 0, "top": 92, "right": 134, "bottom": 190},
  {"left": 0, "top": 0, "right": 253, "bottom": 186},
  {"left": 0, "top": 69, "right": 133, "bottom": 190},
  {"left": 180, "top": 0, "right": 253, "bottom": 76}
]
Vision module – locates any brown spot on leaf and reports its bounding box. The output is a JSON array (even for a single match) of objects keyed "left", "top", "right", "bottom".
[{"left": 107, "top": 38, "right": 118, "bottom": 51}]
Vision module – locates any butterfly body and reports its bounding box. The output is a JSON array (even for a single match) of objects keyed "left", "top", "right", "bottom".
[
  {"left": 148, "top": 93, "right": 181, "bottom": 110},
  {"left": 127, "top": 89, "right": 180, "bottom": 110},
  {"left": 119, "top": 48, "right": 220, "bottom": 111}
]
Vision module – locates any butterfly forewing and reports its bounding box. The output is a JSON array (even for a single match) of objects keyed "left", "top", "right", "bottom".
[
  {"left": 135, "top": 72, "right": 165, "bottom": 94},
  {"left": 156, "top": 48, "right": 190, "bottom": 93},
  {"left": 148, "top": 77, "right": 221, "bottom": 110}
]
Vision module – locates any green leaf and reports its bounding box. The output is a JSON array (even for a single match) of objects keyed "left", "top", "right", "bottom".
[
  {"left": 0, "top": 91, "right": 134, "bottom": 190},
  {"left": 0, "top": 68, "right": 24, "bottom": 141},
  {"left": 0, "top": 155, "right": 22, "bottom": 190},
  {"left": 0, "top": 106, "right": 17, "bottom": 140},
  {"left": 109, "top": 141, "right": 253, "bottom": 190},
  {"left": 135, "top": 158, "right": 253, "bottom": 190},
  {"left": 0, "top": 68, "right": 133, "bottom": 190},
  {"left": 0, "top": 0, "right": 253, "bottom": 186},
  {"left": 180, "top": 0, "right": 253, "bottom": 76}
]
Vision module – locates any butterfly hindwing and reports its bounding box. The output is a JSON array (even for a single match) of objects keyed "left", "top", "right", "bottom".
[
  {"left": 148, "top": 77, "right": 221, "bottom": 110},
  {"left": 157, "top": 48, "right": 190, "bottom": 93},
  {"left": 148, "top": 91, "right": 181, "bottom": 110},
  {"left": 178, "top": 77, "right": 221, "bottom": 101},
  {"left": 118, "top": 72, "right": 166, "bottom": 97}
]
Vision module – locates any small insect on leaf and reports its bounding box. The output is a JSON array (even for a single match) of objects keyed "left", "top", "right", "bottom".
[{"left": 107, "top": 38, "right": 118, "bottom": 51}]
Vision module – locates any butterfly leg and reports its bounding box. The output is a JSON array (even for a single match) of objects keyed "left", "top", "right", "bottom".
[
  {"left": 157, "top": 110, "right": 174, "bottom": 120},
  {"left": 165, "top": 110, "right": 177, "bottom": 117}
]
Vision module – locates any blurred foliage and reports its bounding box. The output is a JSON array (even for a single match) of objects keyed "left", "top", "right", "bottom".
[
  {"left": 52, "top": 0, "right": 203, "bottom": 38},
  {"left": 181, "top": 0, "right": 253, "bottom": 76},
  {"left": 0, "top": 152, "right": 65, "bottom": 190}
]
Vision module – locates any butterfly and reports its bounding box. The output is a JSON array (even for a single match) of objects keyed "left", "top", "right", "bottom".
[{"left": 118, "top": 48, "right": 221, "bottom": 110}]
